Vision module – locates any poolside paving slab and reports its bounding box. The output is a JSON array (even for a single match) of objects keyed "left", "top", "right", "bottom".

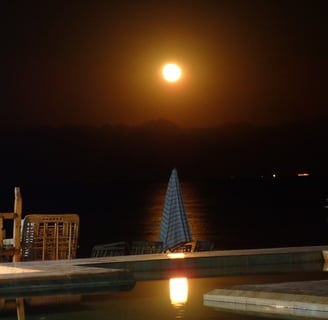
[
  {"left": 0, "top": 259, "right": 136, "bottom": 298},
  {"left": 204, "top": 280, "right": 328, "bottom": 319}
]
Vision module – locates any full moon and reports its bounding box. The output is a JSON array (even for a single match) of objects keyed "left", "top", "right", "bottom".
[{"left": 162, "top": 63, "right": 182, "bottom": 82}]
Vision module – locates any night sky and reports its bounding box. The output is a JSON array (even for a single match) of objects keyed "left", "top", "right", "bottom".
[
  {"left": 5, "top": 1, "right": 328, "bottom": 128},
  {"left": 2, "top": 2, "right": 328, "bottom": 256}
]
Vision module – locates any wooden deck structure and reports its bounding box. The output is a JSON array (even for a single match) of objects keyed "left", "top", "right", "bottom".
[{"left": 1, "top": 187, "right": 80, "bottom": 320}]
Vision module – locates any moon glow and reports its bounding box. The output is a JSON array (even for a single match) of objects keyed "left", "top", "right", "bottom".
[{"left": 162, "top": 63, "right": 182, "bottom": 82}]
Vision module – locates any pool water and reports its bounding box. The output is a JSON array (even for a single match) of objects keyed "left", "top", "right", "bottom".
[{"left": 2, "top": 270, "right": 328, "bottom": 320}]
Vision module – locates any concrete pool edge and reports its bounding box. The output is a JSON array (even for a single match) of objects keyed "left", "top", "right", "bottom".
[
  {"left": 0, "top": 244, "right": 327, "bottom": 298},
  {"left": 78, "top": 244, "right": 328, "bottom": 279},
  {"left": 204, "top": 280, "right": 328, "bottom": 319}
]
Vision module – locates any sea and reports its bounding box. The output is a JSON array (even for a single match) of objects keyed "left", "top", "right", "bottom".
[{"left": 1, "top": 175, "right": 328, "bottom": 258}]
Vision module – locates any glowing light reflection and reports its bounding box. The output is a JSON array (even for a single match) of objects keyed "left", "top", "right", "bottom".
[
  {"left": 167, "top": 253, "right": 185, "bottom": 259},
  {"left": 169, "top": 277, "right": 188, "bottom": 305}
]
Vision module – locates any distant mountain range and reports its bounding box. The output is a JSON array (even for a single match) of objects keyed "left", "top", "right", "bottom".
[{"left": 0, "top": 119, "right": 327, "bottom": 184}]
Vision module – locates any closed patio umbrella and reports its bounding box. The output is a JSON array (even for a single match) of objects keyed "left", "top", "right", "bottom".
[{"left": 159, "top": 168, "right": 192, "bottom": 252}]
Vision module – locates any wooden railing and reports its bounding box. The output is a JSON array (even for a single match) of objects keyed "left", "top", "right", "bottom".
[{"left": 0, "top": 187, "right": 22, "bottom": 262}]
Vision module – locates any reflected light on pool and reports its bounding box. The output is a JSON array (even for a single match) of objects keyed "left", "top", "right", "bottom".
[{"left": 169, "top": 277, "right": 188, "bottom": 305}]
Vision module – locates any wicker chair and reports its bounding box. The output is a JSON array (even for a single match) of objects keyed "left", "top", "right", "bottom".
[
  {"left": 194, "top": 240, "right": 214, "bottom": 252},
  {"left": 170, "top": 243, "right": 193, "bottom": 253},
  {"left": 91, "top": 241, "right": 129, "bottom": 257},
  {"left": 21, "top": 214, "right": 80, "bottom": 261},
  {"left": 130, "top": 240, "right": 163, "bottom": 255}
]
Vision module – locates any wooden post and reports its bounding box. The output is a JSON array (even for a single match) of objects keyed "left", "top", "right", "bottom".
[
  {"left": 0, "top": 216, "right": 3, "bottom": 248},
  {"left": 16, "top": 298, "right": 25, "bottom": 320},
  {"left": 13, "top": 187, "right": 22, "bottom": 262}
]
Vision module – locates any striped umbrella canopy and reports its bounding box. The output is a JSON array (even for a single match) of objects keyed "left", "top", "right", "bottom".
[{"left": 159, "top": 168, "right": 192, "bottom": 252}]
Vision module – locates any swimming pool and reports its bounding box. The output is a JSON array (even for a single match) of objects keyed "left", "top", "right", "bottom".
[{"left": 2, "top": 269, "right": 328, "bottom": 320}]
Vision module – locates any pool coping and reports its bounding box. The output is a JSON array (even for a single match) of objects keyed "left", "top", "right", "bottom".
[{"left": 0, "top": 244, "right": 327, "bottom": 298}]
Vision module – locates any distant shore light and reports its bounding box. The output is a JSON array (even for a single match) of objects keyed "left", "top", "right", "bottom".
[{"left": 298, "top": 172, "right": 310, "bottom": 177}]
